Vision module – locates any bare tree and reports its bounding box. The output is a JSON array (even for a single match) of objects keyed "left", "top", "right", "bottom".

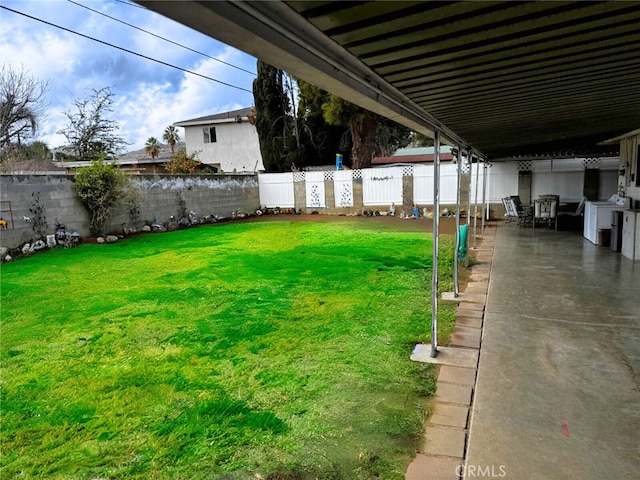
[
  {"left": 0, "top": 64, "right": 49, "bottom": 148},
  {"left": 58, "top": 86, "right": 128, "bottom": 161}
]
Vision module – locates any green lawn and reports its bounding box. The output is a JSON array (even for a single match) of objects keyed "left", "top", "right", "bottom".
[{"left": 1, "top": 219, "right": 456, "bottom": 479}]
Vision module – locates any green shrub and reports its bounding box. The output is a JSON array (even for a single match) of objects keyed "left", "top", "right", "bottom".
[
  {"left": 165, "top": 148, "right": 202, "bottom": 174},
  {"left": 73, "top": 157, "right": 130, "bottom": 236}
]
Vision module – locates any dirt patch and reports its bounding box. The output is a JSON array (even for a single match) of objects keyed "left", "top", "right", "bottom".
[{"left": 241, "top": 212, "right": 465, "bottom": 235}]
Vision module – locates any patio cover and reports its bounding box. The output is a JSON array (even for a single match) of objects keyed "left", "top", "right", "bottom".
[{"left": 138, "top": 0, "right": 640, "bottom": 160}]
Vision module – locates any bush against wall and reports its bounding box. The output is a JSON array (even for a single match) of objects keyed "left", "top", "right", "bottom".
[{"left": 73, "top": 158, "right": 131, "bottom": 236}]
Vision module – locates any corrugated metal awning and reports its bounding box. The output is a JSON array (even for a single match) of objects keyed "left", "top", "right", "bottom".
[{"left": 138, "top": 1, "right": 640, "bottom": 160}]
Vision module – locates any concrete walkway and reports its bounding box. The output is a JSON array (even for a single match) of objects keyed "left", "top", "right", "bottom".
[
  {"left": 407, "top": 224, "right": 496, "bottom": 480},
  {"left": 406, "top": 222, "right": 639, "bottom": 479},
  {"left": 465, "top": 224, "right": 640, "bottom": 479}
]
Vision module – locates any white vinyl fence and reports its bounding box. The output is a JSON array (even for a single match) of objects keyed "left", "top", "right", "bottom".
[
  {"left": 414, "top": 164, "right": 466, "bottom": 204},
  {"left": 362, "top": 167, "right": 404, "bottom": 206},
  {"left": 258, "top": 172, "right": 295, "bottom": 208},
  {"left": 305, "top": 171, "right": 326, "bottom": 208},
  {"left": 258, "top": 158, "right": 619, "bottom": 209},
  {"left": 334, "top": 170, "right": 354, "bottom": 207}
]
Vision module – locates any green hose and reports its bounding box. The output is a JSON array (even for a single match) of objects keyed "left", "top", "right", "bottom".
[{"left": 458, "top": 224, "right": 468, "bottom": 261}]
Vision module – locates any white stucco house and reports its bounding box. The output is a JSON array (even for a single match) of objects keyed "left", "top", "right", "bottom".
[{"left": 174, "top": 107, "right": 264, "bottom": 173}]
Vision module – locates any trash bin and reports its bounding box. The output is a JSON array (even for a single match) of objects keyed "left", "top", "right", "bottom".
[
  {"left": 597, "top": 228, "right": 611, "bottom": 247},
  {"left": 610, "top": 210, "right": 623, "bottom": 252}
]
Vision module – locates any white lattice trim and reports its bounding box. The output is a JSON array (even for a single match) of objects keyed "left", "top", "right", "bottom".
[
  {"left": 583, "top": 157, "right": 602, "bottom": 169},
  {"left": 402, "top": 165, "right": 414, "bottom": 176},
  {"left": 518, "top": 161, "right": 533, "bottom": 172},
  {"left": 293, "top": 172, "right": 306, "bottom": 182},
  {"left": 351, "top": 169, "right": 363, "bottom": 179}
]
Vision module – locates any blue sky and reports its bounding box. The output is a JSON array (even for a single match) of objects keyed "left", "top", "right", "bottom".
[{"left": 0, "top": 0, "right": 257, "bottom": 151}]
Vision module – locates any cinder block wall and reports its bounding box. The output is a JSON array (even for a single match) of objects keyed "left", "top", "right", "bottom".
[
  {"left": 0, "top": 174, "right": 260, "bottom": 249},
  {"left": 0, "top": 175, "right": 89, "bottom": 248},
  {"left": 104, "top": 176, "right": 260, "bottom": 230}
]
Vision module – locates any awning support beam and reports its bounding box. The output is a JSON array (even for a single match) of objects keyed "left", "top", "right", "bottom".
[
  {"left": 473, "top": 157, "right": 480, "bottom": 248},
  {"left": 431, "top": 129, "right": 441, "bottom": 358},
  {"left": 481, "top": 161, "right": 488, "bottom": 235},
  {"left": 454, "top": 144, "right": 462, "bottom": 297}
]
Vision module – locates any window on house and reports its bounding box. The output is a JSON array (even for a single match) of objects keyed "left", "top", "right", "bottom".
[{"left": 203, "top": 126, "right": 217, "bottom": 143}]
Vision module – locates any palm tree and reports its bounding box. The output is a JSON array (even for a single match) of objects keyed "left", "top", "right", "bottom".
[
  {"left": 162, "top": 125, "right": 180, "bottom": 154},
  {"left": 145, "top": 137, "right": 160, "bottom": 159}
]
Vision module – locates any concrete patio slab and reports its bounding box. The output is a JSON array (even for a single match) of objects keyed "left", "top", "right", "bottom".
[
  {"left": 455, "top": 315, "right": 483, "bottom": 329},
  {"left": 421, "top": 426, "right": 466, "bottom": 458},
  {"left": 466, "top": 226, "right": 640, "bottom": 480},
  {"left": 468, "top": 272, "right": 490, "bottom": 281},
  {"left": 438, "top": 365, "right": 477, "bottom": 386},
  {"left": 405, "top": 454, "right": 461, "bottom": 480},
  {"left": 442, "top": 292, "right": 487, "bottom": 305},
  {"left": 463, "top": 282, "right": 488, "bottom": 294},
  {"left": 435, "top": 382, "right": 473, "bottom": 406},
  {"left": 467, "top": 247, "right": 494, "bottom": 252},
  {"left": 449, "top": 326, "right": 481, "bottom": 349},
  {"left": 429, "top": 403, "right": 469, "bottom": 429},
  {"left": 411, "top": 344, "right": 479, "bottom": 368},
  {"left": 468, "top": 263, "right": 491, "bottom": 270},
  {"left": 457, "top": 302, "right": 485, "bottom": 312},
  {"left": 442, "top": 291, "right": 487, "bottom": 303}
]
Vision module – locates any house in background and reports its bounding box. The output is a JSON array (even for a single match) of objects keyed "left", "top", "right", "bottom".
[{"left": 174, "top": 107, "right": 264, "bottom": 173}]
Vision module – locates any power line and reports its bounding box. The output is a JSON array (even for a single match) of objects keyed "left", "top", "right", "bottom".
[
  {"left": 67, "top": 0, "right": 256, "bottom": 76},
  {"left": 114, "top": 0, "right": 146, "bottom": 10},
  {"left": 0, "top": 5, "right": 254, "bottom": 94}
]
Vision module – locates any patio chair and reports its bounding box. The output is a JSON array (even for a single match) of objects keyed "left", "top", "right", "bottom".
[
  {"left": 502, "top": 197, "right": 518, "bottom": 224},
  {"left": 533, "top": 198, "right": 558, "bottom": 230},
  {"left": 509, "top": 195, "right": 533, "bottom": 226},
  {"left": 538, "top": 194, "right": 560, "bottom": 204}
]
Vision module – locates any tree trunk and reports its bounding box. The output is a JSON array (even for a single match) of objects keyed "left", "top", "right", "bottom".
[{"left": 349, "top": 110, "right": 375, "bottom": 169}]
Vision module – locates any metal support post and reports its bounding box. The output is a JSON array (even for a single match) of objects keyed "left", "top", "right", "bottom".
[
  {"left": 481, "top": 160, "right": 488, "bottom": 235},
  {"left": 454, "top": 145, "right": 462, "bottom": 297},
  {"left": 431, "top": 129, "right": 440, "bottom": 358},
  {"left": 473, "top": 156, "right": 480, "bottom": 249},
  {"left": 466, "top": 149, "right": 472, "bottom": 226}
]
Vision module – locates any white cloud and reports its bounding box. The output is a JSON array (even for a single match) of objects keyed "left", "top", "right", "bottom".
[
  {"left": 115, "top": 47, "right": 254, "bottom": 151},
  {"left": 1, "top": 0, "right": 257, "bottom": 152}
]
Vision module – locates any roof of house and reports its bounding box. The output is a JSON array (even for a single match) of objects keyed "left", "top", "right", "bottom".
[
  {"left": 392, "top": 146, "right": 453, "bottom": 156},
  {"left": 174, "top": 107, "right": 253, "bottom": 127},
  {"left": 6, "top": 159, "right": 66, "bottom": 175},
  {"left": 117, "top": 141, "right": 185, "bottom": 163},
  {"left": 54, "top": 142, "right": 186, "bottom": 168},
  {"left": 373, "top": 146, "right": 456, "bottom": 165}
]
